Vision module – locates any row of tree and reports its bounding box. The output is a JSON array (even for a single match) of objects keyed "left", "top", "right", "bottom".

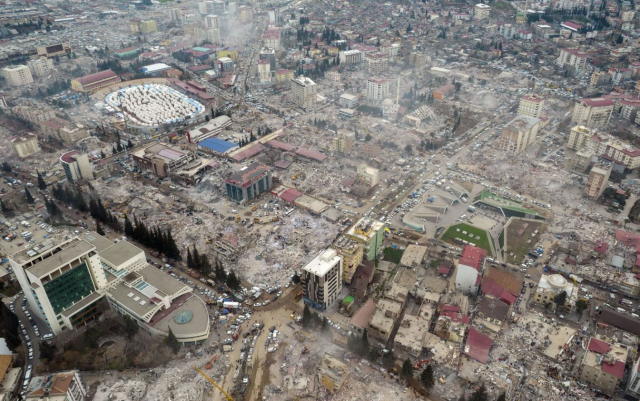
[
  {"left": 123, "top": 215, "right": 181, "bottom": 261},
  {"left": 87, "top": 196, "right": 122, "bottom": 233}
]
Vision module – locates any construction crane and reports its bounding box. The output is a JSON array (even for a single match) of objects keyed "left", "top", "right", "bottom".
[
  {"left": 194, "top": 366, "right": 234, "bottom": 401},
  {"left": 355, "top": 117, "right": 371, "bottom": 137}
]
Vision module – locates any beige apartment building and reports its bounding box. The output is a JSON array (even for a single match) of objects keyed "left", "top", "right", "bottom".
[
  {"left": 474, "top": 3, "right": 491, "bottom": 19},
  {"left": 10, "top": 134, "right": 40, "bottom": 158},
  {"left": 3, "top": 65, "right": 33, "bottom": 86},
  {"left": 365, "top": 53, "right": 389, "bottom": 74},
  {"left": 13, "top": 106, "right": 56, "bottom": 125},
  {"left": 498, "top": 115, "right": 540, "bottom": 153},
  {"left": 567, "top": 125, "right": 640, "bottom": 169},
  {"left": 59, "top": 123, "right": 89, "bottom": 145},
  {"left": 585, "top": 164, "right": 612, "bottom": 199},
  {"left": 289, "top": 76, "right": 317, "bottom": 111},
  {"left": 518, "top": 94, "right": 545, "bottom": 118},
  {"left": 27, "top": 58, "right": 55, "bottom": 78},
  {"left": 367, "top": 78, "right": 389, "bottom": 102},
  {"left": 332, "top": 130, "right": 355, "bottom": 155},
  {"left": 556, "top": 48, "right": 588, "bottom": 72},
  {"left": 571, "top": 97, "right": 614, "bottom": 128},
  {"left": 579, "top": 337, "right": 627, "bottom": 395},
  {"left": 567, "top": 125, "right": 593, "bottom": 150}
]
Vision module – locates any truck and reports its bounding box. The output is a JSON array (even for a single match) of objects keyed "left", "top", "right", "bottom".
[
  {"left": 223, "top": 301, "right": 241, "bottom": 309},
  {"left": 189, "top": 270, "right": 200, "bottom": 279},
  {"left": 207, "top": 279, "right": 216, "bottom": 287},
  {"left": 232, "top": 293, "right": 244, "bottom": 302},
  {"left": 294, "top": 291, "right": 303, "bottom": 302},
  {"left": 232, "top": 326, "right": 242, "bottom": 340}
]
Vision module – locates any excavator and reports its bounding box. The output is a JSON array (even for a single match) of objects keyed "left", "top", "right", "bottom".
[
  {"left": 205, "top": 354, "right": 217, "bottom": 370},
  {"left": 194, "top": 367, "right": 234, "bottom": 401},
  {"left": 413, "top": 359, "right": 431, "bottom": 370}
]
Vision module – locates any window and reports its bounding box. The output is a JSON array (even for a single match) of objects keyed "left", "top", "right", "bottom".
[{"left": 44, "top": 262, "right": 95, "bottom": 315}]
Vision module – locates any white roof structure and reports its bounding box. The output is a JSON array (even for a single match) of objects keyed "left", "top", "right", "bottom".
[{"left": 302, "top": 249, "right": 341, "bottom": 277}]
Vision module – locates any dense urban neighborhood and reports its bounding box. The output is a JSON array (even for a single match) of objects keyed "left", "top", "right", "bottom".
[{"left": 2, "top": 0, "right": 640, "bottom": 400}]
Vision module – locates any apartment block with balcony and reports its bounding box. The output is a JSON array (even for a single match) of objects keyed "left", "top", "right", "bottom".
[
  {"left": 571, "top": 97, "right": 614, "bottom": 128},
  {"left": 474, "top": 3, "right": 491, "bottom": 19},
  {"left": 556, "top": 48, "right": 588, "bottom": 72},
  {"left": 498, "top": 115, "right": 540, "bottom": 153},
  {"left": 585, "top": 163, "right": 612, "bottom": 199},
  {"left": 332, "top": 235, "right": 363, "bottom": 284},
  {"left": 10, "top": 134, "right": 40, "bottom": 158},
  {"left": 289, "top": 76, "right": 317, "bottom": 111},
  {"left": 580, "top": 337, "right": 627, "bottom": 395},
  {"left": 518, "top": 94, "right": 545, "bottom": 118},
  {"left": 366, "top": 78, "right": 389, "bottom": 103},
  {"left": 332, "top": 129, "right": 355, "bottom": 155},
  {"left": 3, "top": 65, "right": 33, "bottom": 86},
  {"left": 302, "top": 249, "right": 343, "bottom": 311}
]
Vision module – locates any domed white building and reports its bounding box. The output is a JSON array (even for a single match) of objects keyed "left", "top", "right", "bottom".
[{"left": 534, "top": 273, "right": 578, "bottom": 311}]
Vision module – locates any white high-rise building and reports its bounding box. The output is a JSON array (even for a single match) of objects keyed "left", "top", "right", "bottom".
[
  {"left": 3, "top": 65, "right": 33, "bottom": 86},
  {"left": 367, "top": 78, "right": 389, "bottom": 102},
  {"left": 301, "top": 249, "right": 343, "bottom": 311},
  {"left": 289, "top": 76, "right": 317, "bottom": 110},
  {"left": 258, "top": 59, "right": 271, "bottom": 84}
]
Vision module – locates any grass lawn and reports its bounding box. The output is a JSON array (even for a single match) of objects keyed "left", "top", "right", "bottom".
[
  {"left": 504, "top": 220, "right": 546, "bottom": 263},
  {"left": 440, "top": 223, "right": 493, "bottom": 256},
  {"left": 383, "top": 247, "right": 404, "bottom": 264}
]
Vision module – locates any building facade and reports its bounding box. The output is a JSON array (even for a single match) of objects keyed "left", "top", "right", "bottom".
[
  {"left": 3, "top": 65, "right": 33, "bottom": 86},
  {"left": 454, "top": 245, "right": 487, "bottom": 293},
  {"left": 258, "top": 59, "right": 271, "bottom": 84},
  {"left": 25, "top": 370, "right": 86, "bottom": 401},
  {"left": 332, "top": 130, "right": 355, "bottom": 155},
  {"left": 319, "top": 354, "right": 349, "bottom": 394},
  {"left": 356, "top": 163, "right": 379, "bottom": 187},
  {"left": 585, "top": 164, "right": 612, "bottom": 199},
  {"left": 289, "top": 76, "right": 317, "bottom": 111},
  {"left": 60, "top": 151, "right": 94, "bottom": 184},
  {"left": 340, "top": 50, "right": 363, "bottom": 65},
  {"left": 332, "top": 235, "right": 363, "bottom": 284},
  {"left": 59, "top": 123, "right": 89, "bottom": 145},
  {"left": 366, "top": 78, "right": 389, "bottom": 102},
  {"left": 365, "top": 53, "right": 388, "bottom": 74},
  {"left": 345, "top": 218, "right": 385, "bottom": 260},
  {"left": 301, "top": 249, "right": 343, "bottom": 310},
  {"left": 13, "top": 106, "right": 56, "bottom": 125},
  {"left": 474, "top": 3, "right": 491, "bottom": 19},
  {"left": 533, "top": 274, "right": 578, "bottom": 311},
  {"left": 556, "top": 48, "right": 588, "bottom": 72},
  {"left": 518, "top": 94, "right": 545, "bottom": 118},
  {"left": 571, "top": 97, "right": 614, "bottom": 128},
  {"left": 580, "top": 337, "right": 627, "bottom": 395},
  {"left": 225, "top": 164, "right": 272, "bottom": 203},
  {"left": 71, "top": 70, "right": 121, "bottom": 93},
  {"left": 9, "top": 134, "right": 40, "bottom": 158},
  {"left": 498, "top": 115, "right": 540, "bottom": 153},
  {"left": 27, "top": 58, "right": 55, "bottom": 78}
]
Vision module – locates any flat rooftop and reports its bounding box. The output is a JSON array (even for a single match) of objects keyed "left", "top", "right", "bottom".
[
  {"left": 100, "top": 241, "right": 143, "bottom": 267},
  {"left": 139, "top": 265, "right": 187, "bottom": 296},
  {"left": 149, "top": 294, "right": 209, "bottom": 337},
  {"left": 28, "top": 239, "right": 95, "bottom": 279},
  {"left": 302, "top": 249, "right": 341, "bottom": 277},
  {"left": 79, "top": 232, "right": 114, "bottom": 252}
]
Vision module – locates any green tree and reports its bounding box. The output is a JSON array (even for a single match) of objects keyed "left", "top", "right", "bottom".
[
  {"left": 1, "top": 162, "right": 12, "bottom": 172},
  {"left": 321, "top": 316, "right": 329, "bottom": 332},
  {"left": 291, "top": 273, "right": 301, "bottom": 284},
  {"left": 401, "top": 358, "right": 413, "bottom": 378},
  {"left": 166, "top": 327, "right": 181, "bottom": 354},
  {"left": 469, "top": 383, "right": 488, "bottom": 401},
  {"left": 96, "top": 222, "right": 105, "bottom": 236},
  {"left": 39, "top": 341, "right": 57, "bottom": 361},
  {"left": 37, "top": 170, "right": 47, "bottom": 190},
  {"left": 24, "top": 187, "right": 35, "bottom": 204},
  {"left": 365, "top": 133, "right": 372, "bottom": 141},
  {"left": 421, "top": 364, "right": 435, "bottom": 392},
  {"left": 496, "top": 393, "right": 506, "bottom": 401},
  {"left": 123, "top": 315, "right": 140, "bottom": 339},
  {"left": 124, "top": 215, "right": 134, "bottom": 237},
  {"left": 553, "top": 290, "right": 567, "bottom": 309},
  {"left": 405, "top": 144, "right": 413, "bottom": 155},
  {"left": 187, "top": 247, "right": 194, "bottom": 269},
  {"left": 575, "top": 299, "right": 588, "bottom": 315},
  {"left": 0, "top": 199, "right": 9, "bottom": 213},
  {"left": 226, "top": 270, "right": 240, "bottom": 290}
]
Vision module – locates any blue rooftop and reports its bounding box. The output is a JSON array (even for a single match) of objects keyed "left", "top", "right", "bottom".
[
  {"left": 198, "top": 137, "right": 238, "bottom": 153},
  {"left": 192, "top": 47, "right": 211, "bottom": 52}
]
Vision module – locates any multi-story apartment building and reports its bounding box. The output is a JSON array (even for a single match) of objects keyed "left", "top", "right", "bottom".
[
  {"left": 289, "top": 76, "right": 317, "bottom": 111},
  {"left": 263, "top": 26, "right": 280, "bottom": 51},
  {"left": 9, "top": 134, "right": 40, "bottom": 158},
  {"left": 518, "top": 94, "right": 545, "bottom": 118},
  {"left": 332, "top": 129, "right": 355, "bottom": 155},
  {"left": 556, "top": 48, "right": 588, "bottom": 72},
  {"left": 571, "top": 97, "right": 614, "bottom": 128},
  {"left": 339, "top": 50, "right": 363, "bottom": 65},
  {"left": 590, "top": 71, "right": 611, "bottom": 87},
  {"left": 339, "top": 93, "right": 358, "bottom": 108},
  {"left": 474, "top": 3, "right": 491, "bottom": 19},
  {"left": 169, "top": 8, "right": 183, "bottom": 23},
  {"left": 356, "top": 163, "right": 379, "bottom": 187},
  {"left": 60, "top": 151, "right": 94, "bottom": 184},
  {"left": 367, "top": 78, "right": 389, "bottom": 102},
  {"left": 225, "top": 164, "right": 272, "bottom": 203},
  {"left": 580, "top": 337, "right": 627, "bottom": 395},
  {"left": 3, "top": 65, "right": 33, "bottom": 86},
  {"left": 585, "top": 163, "right": 612, "bottom": 199},
  {"left": 239, "top": 6, "right": 254, "bottom": 23},
  {"left": 59, "top": 123, "right": 89, "bottom": 145},
  {"left": 274, "top": 69, "right": 294, "bottom": 83},
  {"left": 345, "top": 218, "right": 385, "bottom": 260},
  {"left": 332, "top": 235, "right": 363, "bottom": 284},
  {"left": 498, "top": 115, "right": 540, "bottom": 153},
  {"left": 258, "top": 59, "right": 271, "bottom": 84},
  {"left": 627, "top": 356, "right": 640, "bottom": 398},
  {"left": 408, "top": 52, "right": 430, "bottom": 68},
  {"left": 13, "top": 106, "right": 55, "bottom": 125},
  {"left": 301, "top": 249, "right": 343, "bottom": 310},
  {"left": 259, "top": 48, "right": 276, "bottom": 70},
  {"left": 204, "top": 14, "right": 220, "bottom": 29},
  {"left": 568, "top": 126, "right": 640, "bottom": 169},
  {"left": 319, "top": 354, "right": 349, "bottom": 394},
  {"left": 130, "top": 20, "right": 157, "bottom": 34},
  {"left": 365, "top": 52, "right": 388, "bottom": 74},
  {"left": 25, "top": 370, "right": 86, "bottom": 401},
  {"left": 27, "top": 58, "right": 55, "bottom": 78}
]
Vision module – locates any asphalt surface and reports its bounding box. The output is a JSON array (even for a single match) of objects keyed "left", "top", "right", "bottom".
[{"left": 10, "top": 292, "right": 50, "bottom": 370}]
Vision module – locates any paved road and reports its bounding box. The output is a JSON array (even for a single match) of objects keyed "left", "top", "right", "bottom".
[{"left": 12, "top": 293, "right": 50, "bottom": 369}]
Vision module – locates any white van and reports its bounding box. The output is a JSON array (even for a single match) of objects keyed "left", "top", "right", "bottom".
[
  {"left": 617, "top": 307, "right": 626, "bottom": 314},
  {"left": 41, "top": 334, "right": 53, "bottom": 340}
]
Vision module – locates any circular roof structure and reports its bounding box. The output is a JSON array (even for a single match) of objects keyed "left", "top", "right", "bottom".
[
  {"left": 173, "top": 310, "right": 193, "bottom": 324},
  {"left": 548, "top": 274, "right": 567, "bottom": 288}
]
